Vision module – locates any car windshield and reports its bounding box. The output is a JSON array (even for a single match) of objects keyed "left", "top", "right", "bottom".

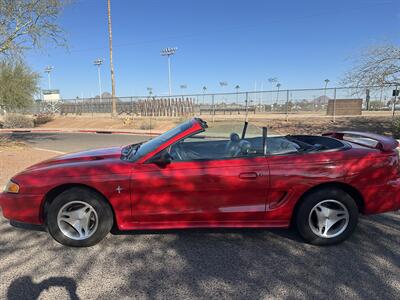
[{"left": 127, "top": 119, "right": 195, "bottom": 161}]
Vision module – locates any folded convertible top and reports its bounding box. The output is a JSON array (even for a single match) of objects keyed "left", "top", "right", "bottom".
[{"left": 322, "top": 131, "right": 399, "bottom": 152}]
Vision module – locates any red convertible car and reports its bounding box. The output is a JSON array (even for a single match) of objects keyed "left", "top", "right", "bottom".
[{"left": 1, "top": 118, "right": 399, "bottom": 247}]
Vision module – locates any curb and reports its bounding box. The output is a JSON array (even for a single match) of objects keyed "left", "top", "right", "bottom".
[
  {"left": 0, "top": 129, "right": 160, "bottom": 136},
  {"left": 76, "top": 129, "right": 160, "bottom": 136}
]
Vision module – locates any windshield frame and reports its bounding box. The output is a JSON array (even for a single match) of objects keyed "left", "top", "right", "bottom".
[{"left": 127, "top": 118, "right": 204, "bottom": 163}]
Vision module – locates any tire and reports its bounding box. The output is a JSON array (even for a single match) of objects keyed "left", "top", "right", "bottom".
[
  {"left": 295, "top": 187, "right": 359, "bottom": 245},
  {"left": 47, "top": 187, "right": 113, "bottom": 247}
]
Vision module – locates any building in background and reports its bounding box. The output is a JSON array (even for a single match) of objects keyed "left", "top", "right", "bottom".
[{"left": 42, "top": 89, "right": 61, "bottom": 102}]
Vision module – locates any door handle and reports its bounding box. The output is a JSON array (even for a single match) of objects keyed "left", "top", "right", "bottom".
[{"left": 239, "top": 172, "right": 258, "bottom": 179}]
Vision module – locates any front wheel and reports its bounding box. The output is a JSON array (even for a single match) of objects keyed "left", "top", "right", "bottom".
[
  {"left": 295, "top": 188, "right": 359, "bottom": 245},
  {"left": 47, "top": 187, "right": 113, "bottom": 247}
]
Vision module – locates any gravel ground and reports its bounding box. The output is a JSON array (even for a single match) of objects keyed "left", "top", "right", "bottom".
[{"left": 0, "top": 211, "right": 399, "bottom": 299}]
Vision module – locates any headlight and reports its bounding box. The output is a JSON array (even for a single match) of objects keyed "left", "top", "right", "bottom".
[{"left": 4, "top": 180, "right": 20, "bottom": 194}]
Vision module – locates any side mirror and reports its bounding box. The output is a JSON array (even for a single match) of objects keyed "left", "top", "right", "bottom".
[{"left": 151, "top": 151, "right": 173, "bottom": 166}]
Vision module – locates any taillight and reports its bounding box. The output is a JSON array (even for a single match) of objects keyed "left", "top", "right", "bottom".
[{"left": 396, "top": 147, "right": 400, "bottom": 174}]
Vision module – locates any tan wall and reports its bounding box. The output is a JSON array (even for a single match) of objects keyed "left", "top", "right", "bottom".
[{"left": 326, "top": 99, "right": 362, "bottom": 116}]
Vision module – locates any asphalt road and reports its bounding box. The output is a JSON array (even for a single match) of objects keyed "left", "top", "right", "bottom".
[{"left": 0, "top": 132, "right": 399, "bottom": 299}]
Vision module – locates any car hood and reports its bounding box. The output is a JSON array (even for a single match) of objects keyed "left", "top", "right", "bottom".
[{"left": 26, "top": 146, "right": 122, "bottom": 170}]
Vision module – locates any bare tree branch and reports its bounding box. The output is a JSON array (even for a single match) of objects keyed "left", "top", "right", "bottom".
[
  {"left": 0, "top": 0, "right": 68, "bottom": 55},
  {"left": 341, "top": 44, "right": 400, "bottom": 90}
]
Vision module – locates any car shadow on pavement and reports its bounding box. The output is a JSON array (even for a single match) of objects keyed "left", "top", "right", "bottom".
[
  {"left": 112, "top": 226, "right": 303, "bottom": 243},
  {"left": 0, "top": 211, "right": 399, "bottom": 299},
  {"left": 7, "top": 276, "right": 79, "bottom": 300}
]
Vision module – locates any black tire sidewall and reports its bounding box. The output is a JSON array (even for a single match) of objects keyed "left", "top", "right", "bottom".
[
  {"left": 47, "top": 187, "right": 113, "bottom": 247},
  {"left": 296, "top": 188, "right": 359, "bottom": 245}
]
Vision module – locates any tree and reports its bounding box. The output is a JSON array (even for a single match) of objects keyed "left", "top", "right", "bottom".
[
  {"left": 0, "top": 0, "right": 67, "bottom": 55},
  {"left": 0, "top": 60, "right": 39, "bottom": 111},
  {"left": 342, "top": 44, "right": 400, "bottom": 88}
]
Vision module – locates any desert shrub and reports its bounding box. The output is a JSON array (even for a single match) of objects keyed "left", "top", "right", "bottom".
[
  {"left": 139, "top": 120, "right": 155, "bottom": 130},
  {"left": 392, "top": 117, "right": 400, "bottom": 139},
  {"left": 0, "top": 136, "right": 25, "bottom": 149},
  {"left": 3, "top": 114, "right": 34, "bottom": 128},
  {"left": 33, "top": 113, "right": 54, "bottom": 126}
]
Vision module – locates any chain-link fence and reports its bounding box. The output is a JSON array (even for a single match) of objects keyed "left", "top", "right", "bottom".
[{"left": 8, "top": 85, "right": 399, "bottom": 120}]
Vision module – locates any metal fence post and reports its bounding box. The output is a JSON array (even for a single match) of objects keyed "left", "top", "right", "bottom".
[
  {"left": 245, "top": 92, "right": 249, "bottom": 122},
  {"left": 75, "top": 98, "right": 77, "bottom": 115},
  {"left": 285, "top": 89, "right": 289, "bottom": 122},
  {"left": 91, "top": 98, "right": 94, "bottom": 118},
  {"left": 130, "top": 97, "right": 132, "bottom": 116},
  {"left": 212, "top": 94, "right": 215, "bottom": 124},
  {"left": 393, "top": 85, "right": 398, "bottom": 121},
  {"left": 333, "top": 88, "right": 337, "bottom": 123}
]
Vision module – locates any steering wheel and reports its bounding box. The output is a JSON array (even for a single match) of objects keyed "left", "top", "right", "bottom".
[{"left": 172, "top": 143, "right": 185, "bottom": 161}]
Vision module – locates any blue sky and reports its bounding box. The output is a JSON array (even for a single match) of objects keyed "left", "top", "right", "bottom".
[{"left": 25, "top": 0, "right": 400, "bottom": 99}]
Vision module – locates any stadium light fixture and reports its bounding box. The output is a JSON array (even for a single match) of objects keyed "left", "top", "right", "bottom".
[
  {"left": 201, "top": 86, "right": 207, "bottom": 104},
  {"left": 93, "top": 59, "right": 104, "bottom": 100},
  {"left": 44, "top": 66, "right": 54, "bottom": 90},
  {"left": 268, "top": 77, "right": 278, "bottom": 86},
  {"left": 235, "top": 85, "right": 240, "bottom": 103},
  {"left": 276, "top": 83, "right": 281, "bottom": 103},
  {"left": 324, "top": 79, "right": 330, "bottom": 87},
  {"left": 324, "top": 79, "right": 330, "bottom": 99},
  {"left": 161, "top": 47, "right": 177, "bottom": 96}
]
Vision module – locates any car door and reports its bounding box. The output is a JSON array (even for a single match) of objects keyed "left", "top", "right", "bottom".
[{"left": 131, "top": 155, "right": 269, "bottom": 223}]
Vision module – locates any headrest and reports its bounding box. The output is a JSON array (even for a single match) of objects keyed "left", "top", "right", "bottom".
[{"left": 230, "top": 133, "right": 240, "bottom": 142}]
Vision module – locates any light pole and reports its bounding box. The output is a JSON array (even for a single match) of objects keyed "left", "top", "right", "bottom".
[
  {"left": 219, "top": 81, "right": 228, "bottom": 103},
  {"left": 269, "top": 78, "right": 278, "bottom": 110},
  {"left": 268, "top": 77, "right": 278, "bottom": 88},
  {"left": 147, "top": 87, "right": 153, "bottom": 96},
  {"left": 219, "top": 81, "right": 228, "bottom": 88},
  {"left": 94, "top": 59, "right": 104, "bottom": 101},
  {"left": 235, "top": 84, "right": 240, "bottom": 103},
  {"left": 180, "top": 84, "right": 187, "bottom": 94},
  {"left": 44, "top": 66, "right": 53, "bottom": 90},
  {"left": 161, "top": 47, "right": 177, "bottom": 96},
  {"left": 324, "top": 79, "right": 330, "bottom": 114},
  {"left": 202, "top": 86, "right": 207, "bottom": 104},
  {"left": 276, "top": 83, "right": 281, "bottom": 104},
  {"left": 324, "top": 79, "right": 330, "bottom": 98}
]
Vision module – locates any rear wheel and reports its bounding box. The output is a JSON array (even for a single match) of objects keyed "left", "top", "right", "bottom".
[
  {"left": 47, "top": 187, "right": 113, "bottom": 247},
  {"left": 295, "top": 188, "right": 359, "bottom": 245}
]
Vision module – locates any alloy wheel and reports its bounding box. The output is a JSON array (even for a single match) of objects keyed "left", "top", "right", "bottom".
[
  {"left": 57, "top": 201, "right": 99, "bottom": 240},
  {"left": 308, "top": 199, "right": 349, "bottom": 239}
]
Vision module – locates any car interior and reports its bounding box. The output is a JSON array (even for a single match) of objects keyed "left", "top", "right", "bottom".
[{"left": 167, "top": 132, "right": 347, "bottom": 162}]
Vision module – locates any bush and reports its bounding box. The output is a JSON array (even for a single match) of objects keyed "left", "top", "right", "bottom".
[
  {"left": 392, "top": 117, "right": 400, "bottom": 139},
  {"left": 3, "top": 114, "right": 34, "bottom": 128},
  {"left": 139, "top": 121, "right": 155, "bottom": 130},
  {"left": 33, "top": 113, "right": 54, "bottom": 126}
]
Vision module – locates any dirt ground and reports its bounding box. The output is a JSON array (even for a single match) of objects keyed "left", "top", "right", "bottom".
[
  {"left": 0, "top": 146, "right": 57, "bottom": 187},
  {"left": 35, "top": 115, "right": 184, "bottom": 132},
  {"left": 253, "top": 116, "right": 393, "bottom": 135},
  {"left": 33, "top": 112, "right": 396, "bottom": 136}
]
